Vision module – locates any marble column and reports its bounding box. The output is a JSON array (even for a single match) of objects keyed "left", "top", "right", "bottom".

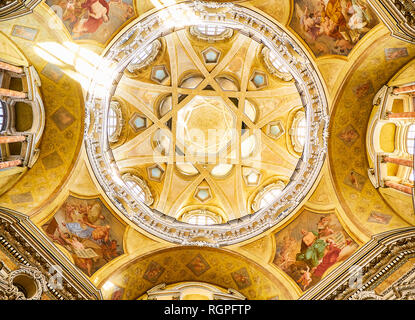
[
  {"left": 383, "top": 156, "right": 413, "bottom": 167},
  {"left": 393, "top": 85, "right": 415, "bottom": 95},
  {"left": 0, "top": 159, "right": 22, "bottom": 169},
  {"left": 0, "top": 88, "right": 27, "bottom": 99},
  {"left": 0, "top": 61, "right": 23, "bottom": 74},
  {"left": 384, "top": 180, "right": 413, "bottom": 195},
  {"left": 0, "top": 135, "right": 26, "bottom": 144}
]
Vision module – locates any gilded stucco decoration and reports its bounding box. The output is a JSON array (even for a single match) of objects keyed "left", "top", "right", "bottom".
[{"left": 0, "top": 0, "right": 413, "bottom": 301}]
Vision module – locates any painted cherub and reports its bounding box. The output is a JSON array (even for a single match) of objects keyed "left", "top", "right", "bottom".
[{"left": 297, "top": 266, "right": 313, "bottom": 290}]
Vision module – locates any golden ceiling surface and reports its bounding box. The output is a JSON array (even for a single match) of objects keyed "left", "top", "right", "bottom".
[{"left": 0, "top": 0, "right": 414, "bottom": 301}]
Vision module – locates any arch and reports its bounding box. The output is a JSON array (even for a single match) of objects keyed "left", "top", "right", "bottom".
[{"left": 98, "top": 246, "right": 297, "bottom": 300}]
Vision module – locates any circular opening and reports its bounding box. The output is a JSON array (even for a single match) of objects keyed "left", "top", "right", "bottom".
[{"left": 12, "top": 274, "right": 37, "bottom": 299}]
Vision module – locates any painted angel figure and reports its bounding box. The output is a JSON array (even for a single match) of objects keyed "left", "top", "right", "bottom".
[
  {"left": 297, "top": 266, "right": 313, "bottom": 290},
  {"left": 296, "top": 3, "right": 322, "bottom": 41}
]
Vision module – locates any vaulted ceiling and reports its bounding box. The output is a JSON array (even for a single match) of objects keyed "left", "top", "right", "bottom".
[{"left": 0, "top": 0, "right": 414, "bottom": 300}]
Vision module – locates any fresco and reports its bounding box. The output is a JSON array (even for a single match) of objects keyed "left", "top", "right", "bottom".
[
  {"left": 41, "top": 63, "right": 65, "bottom": 83},
  {"left": 384, "top": 48, "right": 409, "bottom": 60},
  {"left": 111, "top": 285, "right": 124, "bottom": 300},
  {"left": 290, "top": 0, "right": 378, "bottom": 57},
  {"left": 231, "top": 267, "right": 252, "bottom": 290},
  {"left": 273, "top": 210, "right": 358, "bottom": 291},
  {"left": 11, "top": 25, "right": 39, "bottom": 41},
  {"left": 337, "top": 124, "right": 359, "bottom": 146},
  {"left": 45, "top": 0, "right": 135, "bottom": 44},
  {"left": 343, "top": 169, "right": 367, "bottom": 191},
  {"left": 42, "top": 195, "right": 125, "bottom": 276},
  {"left": 143, "top": 261, "right": 165, "bottom": 283}
]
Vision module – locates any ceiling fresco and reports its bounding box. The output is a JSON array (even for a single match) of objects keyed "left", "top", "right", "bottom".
[
  {"left": 100, "top": 246, "right": 297, "bottom": 300},
  {"left": 0, "top": 0, "right": 413, "bottom": 300},
  {"left": 272, "top": 208, "right": 358, "bottom": 291},
  {"left": 289, "top": 0, "right": 379, "bottom": 57}
]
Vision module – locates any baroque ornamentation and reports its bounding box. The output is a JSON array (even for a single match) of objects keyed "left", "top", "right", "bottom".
[
  {"left": 0, "top": 0, "right": 42, "bottom": 21},
  {"left": 0, "top": 207, "right": 102, "bottom": 300},
  {"left": 126, "top": 40, "right": 162, "bottom": 73},
  {"left": 84, "top": 1, "right": 329, "bottom": 247},
  {"left": 300, "top": 227, "right": 415, "bottom": 300},
  {"left": 261, "top": 47, "right": 293, "bottom": 82}
]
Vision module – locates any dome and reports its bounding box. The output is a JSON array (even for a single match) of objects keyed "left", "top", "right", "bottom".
[{"left": 85, "top": 2, "right": 328, "bottom": 246}]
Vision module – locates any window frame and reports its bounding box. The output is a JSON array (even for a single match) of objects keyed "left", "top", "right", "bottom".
[
  {"left": 290, "top": 110, "right": 307, "bottom": 153},
  {"left": 251, "top": 181, "right": 285, "bottom": 212}
]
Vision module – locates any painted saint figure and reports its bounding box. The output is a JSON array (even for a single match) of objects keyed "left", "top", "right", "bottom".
[
  {"left": 296, "top": 229, "right": 327, "bottom": 268},
  {"left": 72, "top": 0, "right": 110, "bottom": 36},
  {"left": 42, "top": 197, "right": 124, "bottom": 276}
]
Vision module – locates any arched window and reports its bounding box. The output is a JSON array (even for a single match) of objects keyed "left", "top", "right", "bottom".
[
  {"left": 196, "top": 25, "right": 226, "bottom": 36},
  {"left": 122, "top": 173, "right": 154, "bottom": 206},
  {"left": 108, "top": 101, "right": 123, "bottom": 143},
  {"left": 187, "top": 215, "right": 216, "bottom": 225},
  {"left": 127, "top": 40, "right": 161, "bottom": 73},
  {"left": 107, "top": 107, "right": 117, "bottom": 137},
  {"left": 135, "top": 44, "right": 154, "bottom": 63},
  {"left": 252, "top": 181, "right": 285, "bottom": 212},
  {"left": 182, "top": 209, "right": 220, "bottom": 225},
  {"left": 406, "top": 124, "right": 415, "bottom": 155},
  {"left": 268, "top": 50, "right": 290, "bottom": 73},
  {"left": 296, "top": 117, "right": 307, "bottom": 146},
  {"left": 290, "top": 111, "right": 306, "bottom": 153}
]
